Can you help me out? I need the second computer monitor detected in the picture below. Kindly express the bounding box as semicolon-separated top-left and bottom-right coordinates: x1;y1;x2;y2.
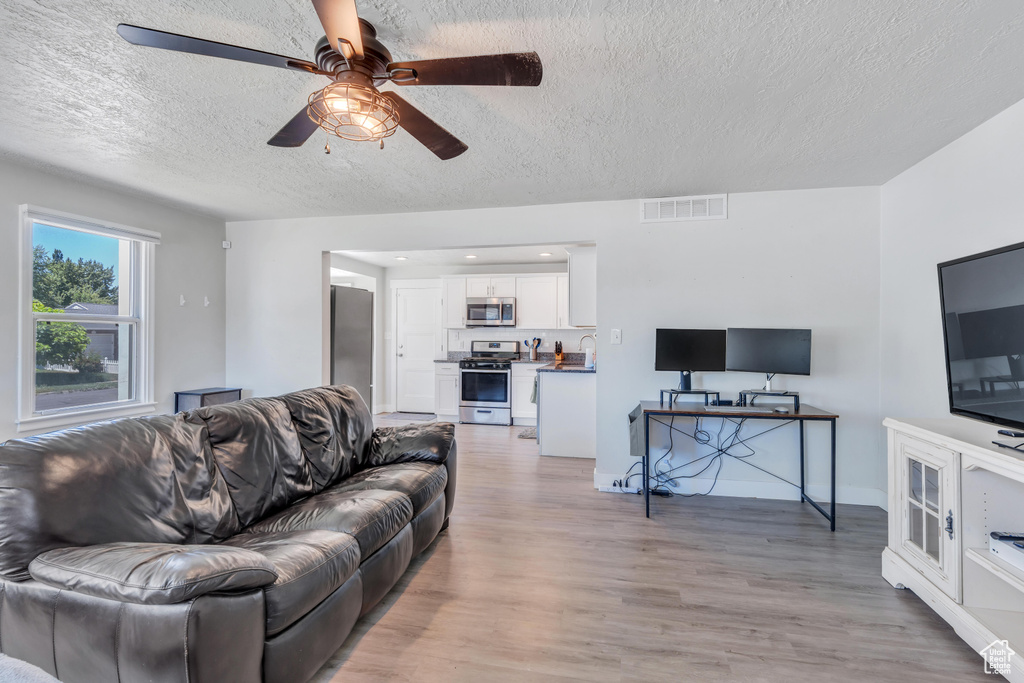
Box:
726;328;812;377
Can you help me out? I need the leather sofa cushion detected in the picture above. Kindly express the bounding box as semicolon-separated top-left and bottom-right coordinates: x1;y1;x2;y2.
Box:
245;489;413;558
279;386;375;487
0;414;239;582
188;398;313;528
221;530;360;636
367;422;455;468
328;463;447;515
28;542;277;605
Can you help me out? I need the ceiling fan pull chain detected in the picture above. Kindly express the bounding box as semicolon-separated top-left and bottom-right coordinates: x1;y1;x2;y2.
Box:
324;134;331;155
380;138;385;150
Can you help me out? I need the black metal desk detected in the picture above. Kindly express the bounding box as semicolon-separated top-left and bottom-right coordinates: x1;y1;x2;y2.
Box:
637;401;839;530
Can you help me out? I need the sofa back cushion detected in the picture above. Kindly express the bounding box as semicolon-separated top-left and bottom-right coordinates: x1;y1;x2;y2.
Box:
187;397;313;528
279;385;374;487
0;414;239;582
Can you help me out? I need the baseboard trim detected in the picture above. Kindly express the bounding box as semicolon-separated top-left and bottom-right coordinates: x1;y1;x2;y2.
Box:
593;470;886;508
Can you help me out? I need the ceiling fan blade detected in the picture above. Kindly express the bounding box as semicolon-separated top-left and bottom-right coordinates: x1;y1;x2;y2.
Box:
386;52;542;87
381;93;468;160
267;106;321;147
311;0;364;59
116;24;322;74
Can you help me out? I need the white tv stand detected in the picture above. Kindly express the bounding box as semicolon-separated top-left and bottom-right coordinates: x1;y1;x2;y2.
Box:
883;417;1024;681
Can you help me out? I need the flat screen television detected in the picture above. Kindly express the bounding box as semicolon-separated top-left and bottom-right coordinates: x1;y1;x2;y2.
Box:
726;328;812;388
938;241;1024;430
655;329;727;390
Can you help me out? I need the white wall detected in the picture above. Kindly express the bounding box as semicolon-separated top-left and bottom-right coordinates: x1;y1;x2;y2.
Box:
0;159;227;442
880;97;1024;422
227;186;884;505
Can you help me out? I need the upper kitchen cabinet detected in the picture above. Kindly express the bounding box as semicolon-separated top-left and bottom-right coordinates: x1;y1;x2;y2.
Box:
466;276;515;298
556;275;570;329
567;246;597;328
515;276;558;329
443;277;467;328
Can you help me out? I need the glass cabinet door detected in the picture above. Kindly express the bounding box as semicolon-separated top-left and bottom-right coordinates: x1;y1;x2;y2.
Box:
906;458;942;563
893;432;960;602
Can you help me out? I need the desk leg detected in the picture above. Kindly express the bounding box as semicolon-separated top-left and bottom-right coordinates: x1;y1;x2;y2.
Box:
644;413;650;518
799;420;805;503
830;418;837;532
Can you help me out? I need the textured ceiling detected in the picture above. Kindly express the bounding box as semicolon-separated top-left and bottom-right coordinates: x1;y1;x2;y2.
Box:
2;1;1024;221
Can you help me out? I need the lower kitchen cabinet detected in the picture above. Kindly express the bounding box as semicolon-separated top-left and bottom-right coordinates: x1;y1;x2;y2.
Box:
435;363;459;418
511;363;541;425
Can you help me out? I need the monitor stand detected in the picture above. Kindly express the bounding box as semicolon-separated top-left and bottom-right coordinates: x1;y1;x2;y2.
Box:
679;371;692;391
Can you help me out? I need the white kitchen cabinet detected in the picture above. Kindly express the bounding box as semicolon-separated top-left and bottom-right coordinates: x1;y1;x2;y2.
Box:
465;277;491;298
511;363;540;425
566;246;596;328
515;276;558;329
434;363;459;418
465;276;515;298
556;275;570;329
491;276;516;297
443;277;466;328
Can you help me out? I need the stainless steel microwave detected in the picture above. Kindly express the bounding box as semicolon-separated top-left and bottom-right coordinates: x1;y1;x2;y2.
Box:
466;297;516;327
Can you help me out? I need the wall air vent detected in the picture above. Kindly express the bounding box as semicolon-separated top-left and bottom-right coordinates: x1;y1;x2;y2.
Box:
640;194;728;223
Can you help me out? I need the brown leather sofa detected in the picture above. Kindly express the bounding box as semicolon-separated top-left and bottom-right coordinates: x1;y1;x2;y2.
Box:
0;385;456;683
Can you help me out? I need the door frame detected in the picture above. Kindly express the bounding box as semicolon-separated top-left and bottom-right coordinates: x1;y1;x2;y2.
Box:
389;279;444;413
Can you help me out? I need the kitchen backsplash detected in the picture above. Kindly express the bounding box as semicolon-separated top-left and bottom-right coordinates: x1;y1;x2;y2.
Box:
447;327;598;355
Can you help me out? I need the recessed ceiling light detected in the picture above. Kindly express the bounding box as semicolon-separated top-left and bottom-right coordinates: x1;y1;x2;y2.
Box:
538;252;553;257
395;256;408;261
465;254;477;259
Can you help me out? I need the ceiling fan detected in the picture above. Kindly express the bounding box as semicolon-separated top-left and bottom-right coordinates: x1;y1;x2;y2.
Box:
116;0;543;160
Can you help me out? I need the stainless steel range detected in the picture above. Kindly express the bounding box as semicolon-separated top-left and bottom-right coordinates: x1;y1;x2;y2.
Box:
459;341;519;425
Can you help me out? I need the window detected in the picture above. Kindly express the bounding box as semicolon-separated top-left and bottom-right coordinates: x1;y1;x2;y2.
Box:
18;205;159;430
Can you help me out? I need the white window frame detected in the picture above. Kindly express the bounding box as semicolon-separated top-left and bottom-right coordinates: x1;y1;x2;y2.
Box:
17;205;160;432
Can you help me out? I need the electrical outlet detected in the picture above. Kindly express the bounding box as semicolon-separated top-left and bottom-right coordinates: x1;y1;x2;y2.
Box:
610;329;622;345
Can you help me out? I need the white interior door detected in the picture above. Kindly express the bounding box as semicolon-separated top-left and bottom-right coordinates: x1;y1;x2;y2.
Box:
396;288;441;413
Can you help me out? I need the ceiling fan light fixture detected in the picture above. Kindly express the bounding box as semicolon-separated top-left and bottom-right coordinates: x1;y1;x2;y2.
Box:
307;82;399;142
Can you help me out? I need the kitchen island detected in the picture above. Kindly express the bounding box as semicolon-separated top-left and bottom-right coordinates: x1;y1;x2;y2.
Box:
537;362;597;458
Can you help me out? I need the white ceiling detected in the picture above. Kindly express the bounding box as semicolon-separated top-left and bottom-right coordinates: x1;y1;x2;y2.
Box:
3;1;1024;221
335;243;571;268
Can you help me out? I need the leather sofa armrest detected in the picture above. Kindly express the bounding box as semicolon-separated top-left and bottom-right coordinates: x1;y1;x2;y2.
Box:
367;422;456;468
28;542;277;605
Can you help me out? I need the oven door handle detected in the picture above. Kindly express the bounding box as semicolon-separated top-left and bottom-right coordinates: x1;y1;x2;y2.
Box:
460;368;511;374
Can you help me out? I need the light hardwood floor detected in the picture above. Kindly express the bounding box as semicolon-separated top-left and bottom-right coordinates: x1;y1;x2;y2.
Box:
311;419;989;682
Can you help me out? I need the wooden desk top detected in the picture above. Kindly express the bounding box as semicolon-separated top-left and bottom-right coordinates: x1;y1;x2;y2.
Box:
638;400;838;419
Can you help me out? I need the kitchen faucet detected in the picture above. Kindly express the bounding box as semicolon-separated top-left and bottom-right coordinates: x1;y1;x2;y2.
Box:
578;334;596;351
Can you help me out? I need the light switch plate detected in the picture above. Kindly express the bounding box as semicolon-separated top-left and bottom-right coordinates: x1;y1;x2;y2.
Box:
611;329;622;344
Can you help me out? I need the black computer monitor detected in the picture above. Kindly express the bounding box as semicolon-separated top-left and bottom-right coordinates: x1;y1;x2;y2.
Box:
726;328;811;389
655;329;727;390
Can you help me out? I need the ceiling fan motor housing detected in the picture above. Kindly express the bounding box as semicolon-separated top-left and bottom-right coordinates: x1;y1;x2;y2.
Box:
315;19;393;86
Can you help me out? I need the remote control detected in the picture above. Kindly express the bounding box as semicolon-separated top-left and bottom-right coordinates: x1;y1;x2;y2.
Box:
998;429;1024;438
991;532;1024;541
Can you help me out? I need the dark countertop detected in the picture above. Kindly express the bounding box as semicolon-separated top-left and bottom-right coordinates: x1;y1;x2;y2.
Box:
537;363;596;374
436;352;589;364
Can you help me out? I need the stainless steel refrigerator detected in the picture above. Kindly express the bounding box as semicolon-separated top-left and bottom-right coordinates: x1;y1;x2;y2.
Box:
331;286;373;409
